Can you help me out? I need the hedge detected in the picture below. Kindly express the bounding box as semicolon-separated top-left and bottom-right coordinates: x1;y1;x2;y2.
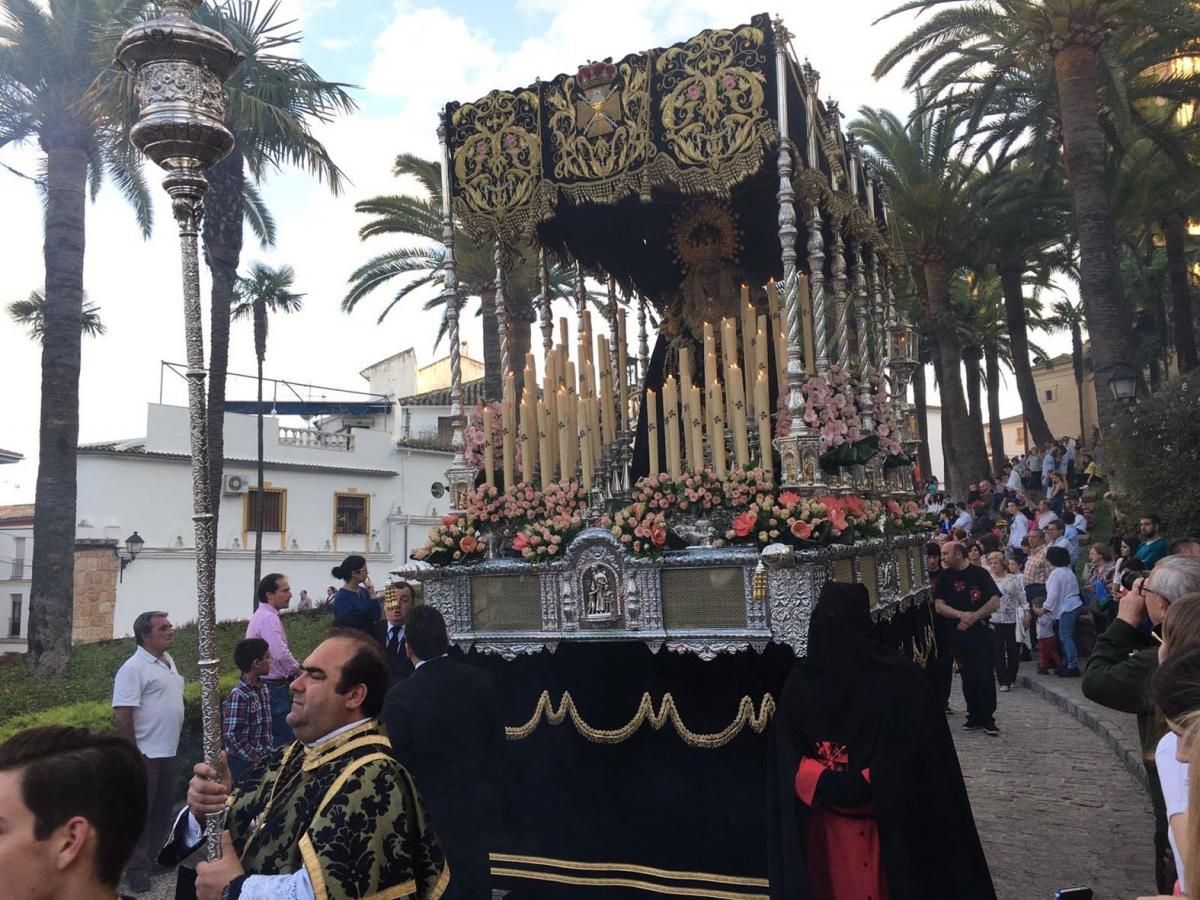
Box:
1106;372;1200;540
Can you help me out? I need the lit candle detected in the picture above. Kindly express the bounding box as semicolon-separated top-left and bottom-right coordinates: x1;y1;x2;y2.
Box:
597;334;612;446
728;364;749;468
690;383;704;470
580;398;594;490
566;360;578;476
721;318;738;429
519;385;535;484
799;273;816;375
678;345;695;468
767;277;786;387
557;386;570;483
664;375;682;479
482;405;495;486
710;380;727;476
646;388;659;478
538;399;552;490
755;370;773;476
741;300;757;420
502;373;516;489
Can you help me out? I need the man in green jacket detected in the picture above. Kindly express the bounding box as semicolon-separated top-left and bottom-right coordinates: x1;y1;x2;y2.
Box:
1082;554;1200;894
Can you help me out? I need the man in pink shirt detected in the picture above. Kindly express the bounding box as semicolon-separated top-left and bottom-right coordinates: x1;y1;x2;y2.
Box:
246;573;302;746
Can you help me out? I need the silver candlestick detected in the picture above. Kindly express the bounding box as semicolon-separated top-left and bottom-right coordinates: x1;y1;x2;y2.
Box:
116;0;241;862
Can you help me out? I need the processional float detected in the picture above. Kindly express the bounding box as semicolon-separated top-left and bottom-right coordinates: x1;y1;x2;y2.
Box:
398;14;939;896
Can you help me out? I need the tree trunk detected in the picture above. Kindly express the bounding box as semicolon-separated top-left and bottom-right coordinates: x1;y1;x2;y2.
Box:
203;150;245;537
1072;327;1086;446
1164;215;1198;374
253;305;266;609
28;140;88;674
912;361;934;485
999;265;1054;448
962;346;990;477
1151;277;1170;382
1053;42;1136;436
479;287;501;401
985;344;1006;475
924;256;986;497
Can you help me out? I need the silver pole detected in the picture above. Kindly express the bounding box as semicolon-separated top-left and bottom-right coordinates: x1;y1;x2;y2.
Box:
827;99;850;370
439;119;475;510
802;62;829;375
116;0;241;861
774;20;824;491
495;240;511;385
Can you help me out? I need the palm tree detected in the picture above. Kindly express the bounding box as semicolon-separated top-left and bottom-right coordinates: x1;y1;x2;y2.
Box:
1043;299;1089;446
873;0;1200;435
183;0;354;532
346;153;581;400
232;262;303;601
851;102;989;496
2;0;153;675
969;159;1073;448
8;289;105;341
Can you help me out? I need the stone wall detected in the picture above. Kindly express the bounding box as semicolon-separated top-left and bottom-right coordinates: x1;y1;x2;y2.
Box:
73;541;118;644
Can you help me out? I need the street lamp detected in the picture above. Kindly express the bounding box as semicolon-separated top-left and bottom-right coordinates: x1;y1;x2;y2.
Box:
119;531;144;581
1108;363;1139;403
116;0;241;861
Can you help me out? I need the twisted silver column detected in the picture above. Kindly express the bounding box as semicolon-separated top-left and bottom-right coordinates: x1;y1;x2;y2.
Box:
495;240;510;384
637;295;649;381
538;247;553;356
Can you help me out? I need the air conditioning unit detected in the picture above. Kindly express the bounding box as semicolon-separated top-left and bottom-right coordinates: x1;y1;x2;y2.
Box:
223;474;249;495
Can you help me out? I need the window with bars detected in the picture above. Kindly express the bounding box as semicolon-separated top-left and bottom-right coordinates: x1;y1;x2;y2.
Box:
335;494;369;535
9;595;21;638
12;537;25;579
244;488;286;533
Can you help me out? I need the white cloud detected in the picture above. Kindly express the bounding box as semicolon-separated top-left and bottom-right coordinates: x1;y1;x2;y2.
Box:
320;36;354;51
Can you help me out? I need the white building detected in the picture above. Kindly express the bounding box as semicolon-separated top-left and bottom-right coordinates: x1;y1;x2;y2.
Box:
70;348;484;641
0;504;33;654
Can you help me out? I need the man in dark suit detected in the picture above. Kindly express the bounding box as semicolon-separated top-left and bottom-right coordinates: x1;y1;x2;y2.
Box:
374;581;415;684
380;606;505;899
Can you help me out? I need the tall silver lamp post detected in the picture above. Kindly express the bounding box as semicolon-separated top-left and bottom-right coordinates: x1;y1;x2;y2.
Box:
116;0;242;860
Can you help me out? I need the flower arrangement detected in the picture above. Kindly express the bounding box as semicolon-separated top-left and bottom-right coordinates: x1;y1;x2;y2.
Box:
411;514;485;565
722;492;885;547
886;499;934;535
797;364;863;450
513;508;585;561
606;501;670;557
463;403;521;477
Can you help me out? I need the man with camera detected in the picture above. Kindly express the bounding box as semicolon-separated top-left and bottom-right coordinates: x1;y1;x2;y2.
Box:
1083;554;1200;894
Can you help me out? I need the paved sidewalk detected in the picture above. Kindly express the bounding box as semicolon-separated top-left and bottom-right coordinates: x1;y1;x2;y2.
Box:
953;675;1156;900
1017;664;1148;788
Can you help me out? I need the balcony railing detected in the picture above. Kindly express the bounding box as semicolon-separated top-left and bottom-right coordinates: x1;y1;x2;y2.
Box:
278;427;354;451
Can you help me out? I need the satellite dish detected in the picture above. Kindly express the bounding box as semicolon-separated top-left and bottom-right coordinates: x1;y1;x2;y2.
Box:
431;482;445;499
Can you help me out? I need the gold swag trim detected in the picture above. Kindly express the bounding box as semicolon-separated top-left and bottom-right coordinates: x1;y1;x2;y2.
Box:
505;690;775;749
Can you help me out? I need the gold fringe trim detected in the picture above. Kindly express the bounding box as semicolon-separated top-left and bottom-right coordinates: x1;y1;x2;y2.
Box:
505;690;775;749
490;867;768;899
490;853;770;887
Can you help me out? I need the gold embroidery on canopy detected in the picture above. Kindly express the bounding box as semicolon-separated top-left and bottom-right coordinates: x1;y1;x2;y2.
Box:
653;22;777;194
450;88;551;242
505;690;775;748
545;57;655;204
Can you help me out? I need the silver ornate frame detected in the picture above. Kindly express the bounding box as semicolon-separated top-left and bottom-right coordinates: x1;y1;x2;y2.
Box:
397;532;931;661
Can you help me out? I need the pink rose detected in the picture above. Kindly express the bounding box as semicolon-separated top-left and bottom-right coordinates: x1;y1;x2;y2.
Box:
460;534;478;554
828;507;848;533
651;524;667;546
790;520;813;540
732;510;758;537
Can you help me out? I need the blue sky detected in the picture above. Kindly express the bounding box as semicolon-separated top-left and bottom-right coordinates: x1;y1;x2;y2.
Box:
0;0;1070;502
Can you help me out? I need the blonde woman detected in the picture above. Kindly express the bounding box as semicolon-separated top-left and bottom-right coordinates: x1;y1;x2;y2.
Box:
986;551;1026;692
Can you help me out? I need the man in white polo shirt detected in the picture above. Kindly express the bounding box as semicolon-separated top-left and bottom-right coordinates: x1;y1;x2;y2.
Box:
112;611;184;893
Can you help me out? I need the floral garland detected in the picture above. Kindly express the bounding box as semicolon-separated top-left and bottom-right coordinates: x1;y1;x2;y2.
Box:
868;371;903;457
411;515;484;565
723;492;884;547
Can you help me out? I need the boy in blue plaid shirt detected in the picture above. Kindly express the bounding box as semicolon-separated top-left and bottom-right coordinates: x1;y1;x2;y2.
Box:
222;638;274;781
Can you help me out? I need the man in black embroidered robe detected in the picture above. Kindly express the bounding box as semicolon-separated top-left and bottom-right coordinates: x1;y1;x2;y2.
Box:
161;628;449;900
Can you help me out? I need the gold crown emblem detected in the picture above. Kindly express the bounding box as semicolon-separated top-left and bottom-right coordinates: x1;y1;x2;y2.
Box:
577;60;617;92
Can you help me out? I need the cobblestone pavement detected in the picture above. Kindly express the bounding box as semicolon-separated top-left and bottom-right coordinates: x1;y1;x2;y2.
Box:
952;676;1156;900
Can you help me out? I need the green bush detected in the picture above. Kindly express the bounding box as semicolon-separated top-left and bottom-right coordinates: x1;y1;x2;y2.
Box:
0;609;334;727
1106;372;1200;539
